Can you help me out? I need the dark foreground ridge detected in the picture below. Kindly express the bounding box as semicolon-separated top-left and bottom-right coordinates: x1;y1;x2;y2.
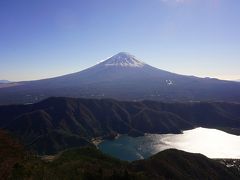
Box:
1;130;239;180
1;97;240;154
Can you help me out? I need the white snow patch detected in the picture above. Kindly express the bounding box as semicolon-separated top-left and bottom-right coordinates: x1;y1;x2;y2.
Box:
166;80;174;85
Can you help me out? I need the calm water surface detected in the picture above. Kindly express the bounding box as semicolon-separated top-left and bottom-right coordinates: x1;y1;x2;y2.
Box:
98;128;240;161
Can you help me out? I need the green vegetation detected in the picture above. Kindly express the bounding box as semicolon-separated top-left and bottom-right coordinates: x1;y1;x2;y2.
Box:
1;97;240;154
1;130;240;180
9;147;240;180
10;147;128;180
1;97;240;179
0;130;25;179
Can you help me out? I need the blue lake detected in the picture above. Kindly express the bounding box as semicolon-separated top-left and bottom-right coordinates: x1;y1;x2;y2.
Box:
98;128;240;161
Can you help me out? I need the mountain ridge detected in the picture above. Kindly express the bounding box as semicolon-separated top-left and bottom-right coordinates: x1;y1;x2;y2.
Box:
1;97;240;154
0;129;237;180
1;129;239;179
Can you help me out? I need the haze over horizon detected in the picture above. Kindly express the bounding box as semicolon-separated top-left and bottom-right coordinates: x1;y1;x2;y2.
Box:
1;0;240;81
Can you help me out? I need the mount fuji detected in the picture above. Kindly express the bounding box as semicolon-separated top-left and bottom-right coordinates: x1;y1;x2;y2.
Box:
0;52;240;105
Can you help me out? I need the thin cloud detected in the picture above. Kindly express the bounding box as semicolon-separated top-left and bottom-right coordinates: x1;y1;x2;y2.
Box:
161;0;191;3
160;0;220;9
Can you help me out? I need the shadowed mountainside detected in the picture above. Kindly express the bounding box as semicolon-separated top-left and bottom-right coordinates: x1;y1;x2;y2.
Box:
8;145;240;180
0;130;25;179
129;149;240;180
1;130;238;180
1;97;240;154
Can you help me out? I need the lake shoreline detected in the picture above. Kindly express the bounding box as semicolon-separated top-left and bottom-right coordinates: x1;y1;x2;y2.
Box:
98;128;240;161
92;126;240;150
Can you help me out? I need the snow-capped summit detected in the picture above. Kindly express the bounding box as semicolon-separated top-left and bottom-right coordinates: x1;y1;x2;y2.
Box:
101;52;145;68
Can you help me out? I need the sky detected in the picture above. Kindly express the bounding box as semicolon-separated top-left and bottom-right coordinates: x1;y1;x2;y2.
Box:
0;0;240;81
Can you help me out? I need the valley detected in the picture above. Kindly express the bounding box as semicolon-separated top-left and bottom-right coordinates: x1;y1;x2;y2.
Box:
1;129;240;180
1;97;240;155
